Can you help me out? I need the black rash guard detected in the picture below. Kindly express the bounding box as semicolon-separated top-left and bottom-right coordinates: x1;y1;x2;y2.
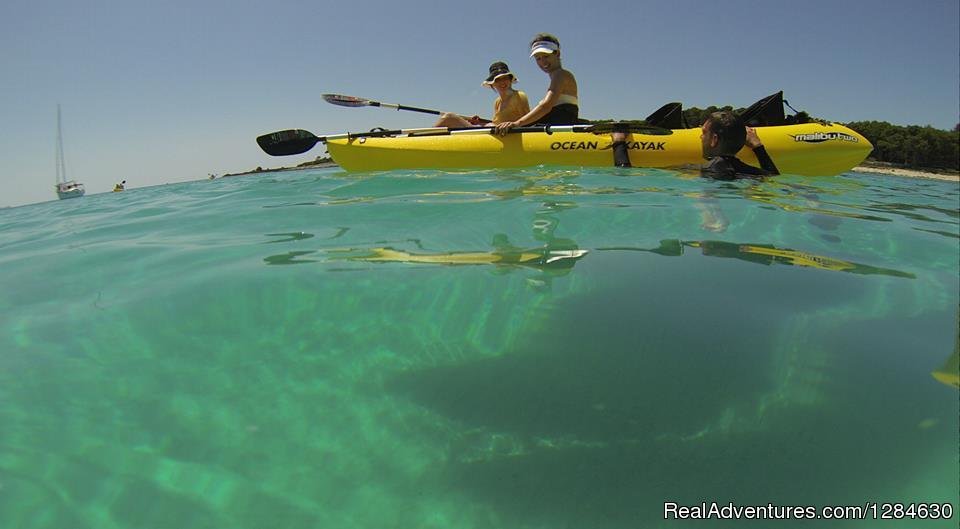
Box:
536;104;579;125
701;146;780;180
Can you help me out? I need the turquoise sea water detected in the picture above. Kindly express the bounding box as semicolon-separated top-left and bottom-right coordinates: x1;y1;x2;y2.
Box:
1;166;958;528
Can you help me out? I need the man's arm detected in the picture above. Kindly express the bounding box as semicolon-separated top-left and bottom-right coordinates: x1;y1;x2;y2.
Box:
751;145;779;175
742;127;779;176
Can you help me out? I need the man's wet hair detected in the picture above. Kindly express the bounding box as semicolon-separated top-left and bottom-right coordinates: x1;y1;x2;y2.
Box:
530;33;560;48
706;111;747;155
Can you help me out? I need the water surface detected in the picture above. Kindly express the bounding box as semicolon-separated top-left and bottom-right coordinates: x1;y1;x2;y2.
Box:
1;167;957;528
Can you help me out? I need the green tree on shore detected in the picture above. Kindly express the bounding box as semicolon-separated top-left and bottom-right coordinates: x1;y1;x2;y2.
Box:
846;121;959;170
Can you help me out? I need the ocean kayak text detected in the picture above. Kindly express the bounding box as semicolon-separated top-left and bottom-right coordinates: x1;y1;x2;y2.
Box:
550;141;666;151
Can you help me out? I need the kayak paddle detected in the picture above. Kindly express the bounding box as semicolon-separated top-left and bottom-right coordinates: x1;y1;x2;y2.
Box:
323;93;489;123
257;127;449;156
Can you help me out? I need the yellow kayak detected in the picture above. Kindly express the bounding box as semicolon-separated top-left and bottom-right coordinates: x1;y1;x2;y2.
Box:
325;122;872;176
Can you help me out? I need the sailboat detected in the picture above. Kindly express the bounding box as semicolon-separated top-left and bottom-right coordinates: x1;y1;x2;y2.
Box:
54;104;84;200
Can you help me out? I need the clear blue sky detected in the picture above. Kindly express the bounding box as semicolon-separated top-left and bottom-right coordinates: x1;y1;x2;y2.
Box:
2;0;957;207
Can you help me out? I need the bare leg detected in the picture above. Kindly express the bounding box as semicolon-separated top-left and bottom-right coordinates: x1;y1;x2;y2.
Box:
434;113;474;128
611;131;631;167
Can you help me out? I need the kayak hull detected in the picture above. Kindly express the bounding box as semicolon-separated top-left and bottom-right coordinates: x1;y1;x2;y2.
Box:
326;123;872;176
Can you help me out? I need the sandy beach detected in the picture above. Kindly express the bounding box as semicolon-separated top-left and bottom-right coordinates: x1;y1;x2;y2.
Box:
852;164;960;183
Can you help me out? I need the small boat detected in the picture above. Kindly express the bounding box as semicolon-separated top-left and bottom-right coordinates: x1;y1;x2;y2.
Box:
56;181;85;199
324;122;872;176
54;105;85;200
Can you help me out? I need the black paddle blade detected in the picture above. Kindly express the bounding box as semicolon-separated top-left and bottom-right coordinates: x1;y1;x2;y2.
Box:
256;129;320;156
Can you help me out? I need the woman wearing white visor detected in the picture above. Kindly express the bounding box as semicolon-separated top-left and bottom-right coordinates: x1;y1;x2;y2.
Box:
494;33;579;135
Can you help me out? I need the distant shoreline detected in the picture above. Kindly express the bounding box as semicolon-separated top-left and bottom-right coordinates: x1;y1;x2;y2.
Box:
852;161;959;182
221;161;337;178
223;160;959;183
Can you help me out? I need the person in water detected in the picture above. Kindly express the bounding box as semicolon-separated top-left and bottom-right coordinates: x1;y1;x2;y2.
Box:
435;62;530;128
700;111;779;179
494;33;579;135
609;111;780;178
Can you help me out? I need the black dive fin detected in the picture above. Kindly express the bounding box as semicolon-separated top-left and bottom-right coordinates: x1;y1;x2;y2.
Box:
740;91;786;126
645;102;685;129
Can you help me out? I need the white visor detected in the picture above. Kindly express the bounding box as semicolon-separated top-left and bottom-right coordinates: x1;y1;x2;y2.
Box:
529;40;560;57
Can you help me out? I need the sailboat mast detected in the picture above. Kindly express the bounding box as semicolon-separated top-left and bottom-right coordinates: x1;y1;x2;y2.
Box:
56;104;67;184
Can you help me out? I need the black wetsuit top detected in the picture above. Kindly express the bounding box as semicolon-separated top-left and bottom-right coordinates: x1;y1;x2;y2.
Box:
536;104;579;125
611;141;779;177
701;146;779;180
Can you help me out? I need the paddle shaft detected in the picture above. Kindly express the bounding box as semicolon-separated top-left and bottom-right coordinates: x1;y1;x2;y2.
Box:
367;102;489;123
366;101;443;116
323;93;490;122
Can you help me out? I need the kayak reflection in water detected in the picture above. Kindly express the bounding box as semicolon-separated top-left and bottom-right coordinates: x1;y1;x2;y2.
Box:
932;316;959;390
599;239;914;278
328;210;585;271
